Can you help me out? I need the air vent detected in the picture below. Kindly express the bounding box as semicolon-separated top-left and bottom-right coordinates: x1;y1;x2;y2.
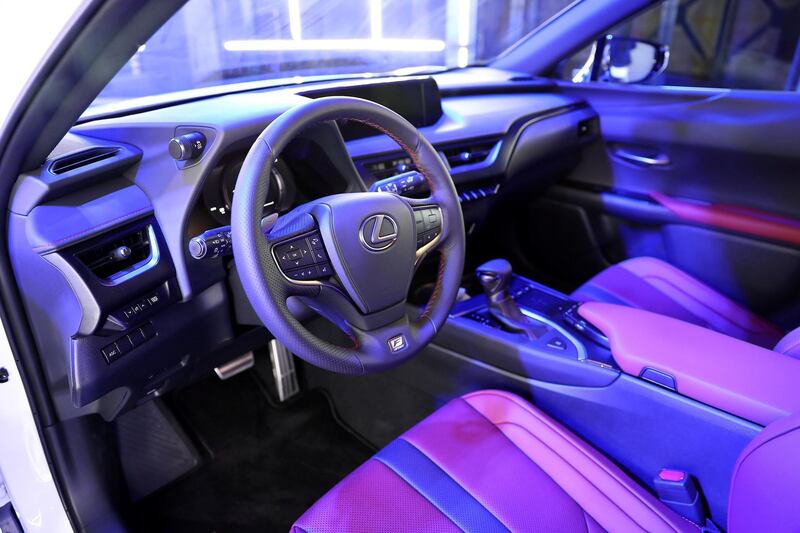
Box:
442;139;500;169
458;184;500;204
76;226;154;282
50;147;121;175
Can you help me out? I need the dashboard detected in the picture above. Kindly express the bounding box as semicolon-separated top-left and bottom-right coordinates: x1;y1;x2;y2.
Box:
7;68;599;421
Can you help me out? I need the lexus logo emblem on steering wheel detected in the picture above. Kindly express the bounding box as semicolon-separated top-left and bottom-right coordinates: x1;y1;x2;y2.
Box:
359;214;398;251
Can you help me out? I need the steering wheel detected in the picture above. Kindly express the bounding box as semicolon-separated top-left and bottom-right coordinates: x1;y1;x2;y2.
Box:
231;97;465;374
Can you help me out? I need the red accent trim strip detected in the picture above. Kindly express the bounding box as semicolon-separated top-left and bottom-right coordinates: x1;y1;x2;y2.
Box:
651;192;800;246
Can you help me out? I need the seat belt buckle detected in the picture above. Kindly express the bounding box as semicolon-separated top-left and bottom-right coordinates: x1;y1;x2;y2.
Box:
653;469;705;525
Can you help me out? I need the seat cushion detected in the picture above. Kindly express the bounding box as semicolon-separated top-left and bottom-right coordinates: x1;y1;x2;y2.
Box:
571;257;783;349
292;390;696;532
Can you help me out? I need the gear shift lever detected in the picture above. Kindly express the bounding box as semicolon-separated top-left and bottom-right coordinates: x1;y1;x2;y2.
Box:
476;259;548;340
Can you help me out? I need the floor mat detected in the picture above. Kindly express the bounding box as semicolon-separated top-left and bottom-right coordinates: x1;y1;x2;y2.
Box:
134;372;374;533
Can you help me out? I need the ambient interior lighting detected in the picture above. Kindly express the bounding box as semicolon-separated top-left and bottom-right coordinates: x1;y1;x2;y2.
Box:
224;39;446;52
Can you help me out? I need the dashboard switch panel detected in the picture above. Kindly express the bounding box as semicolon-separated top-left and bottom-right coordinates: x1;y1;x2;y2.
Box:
101;322;157;364
118;286;168;322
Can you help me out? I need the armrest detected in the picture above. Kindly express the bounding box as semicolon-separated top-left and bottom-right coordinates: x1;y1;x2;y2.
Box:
579;302;800;426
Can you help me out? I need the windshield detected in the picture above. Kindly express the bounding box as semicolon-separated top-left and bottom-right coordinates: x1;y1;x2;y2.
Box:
90;0;576;111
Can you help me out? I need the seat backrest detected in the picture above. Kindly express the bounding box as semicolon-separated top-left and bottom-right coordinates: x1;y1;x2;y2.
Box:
774;326;800;358
727;412;800;532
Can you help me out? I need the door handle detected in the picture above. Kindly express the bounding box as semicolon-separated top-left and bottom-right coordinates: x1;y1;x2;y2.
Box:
610;145;670;167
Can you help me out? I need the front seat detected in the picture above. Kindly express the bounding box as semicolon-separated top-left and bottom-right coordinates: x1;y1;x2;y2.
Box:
292;390;800;532
571;257;790;352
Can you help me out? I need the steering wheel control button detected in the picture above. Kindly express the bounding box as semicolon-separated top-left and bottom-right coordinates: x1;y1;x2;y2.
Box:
388;334;407;353
287;266;316;280
311;248;327;263
425;210;440;230
308;234;324;249
276;240;314;269
413;206;442;249
359;214;399;252
275;232;335;281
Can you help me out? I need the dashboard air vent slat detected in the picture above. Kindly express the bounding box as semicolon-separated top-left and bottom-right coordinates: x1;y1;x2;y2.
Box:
75;226;152;281
50;147;121;175
442;139;499;168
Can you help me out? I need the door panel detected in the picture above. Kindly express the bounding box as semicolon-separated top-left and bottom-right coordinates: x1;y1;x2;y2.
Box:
527;83;800;317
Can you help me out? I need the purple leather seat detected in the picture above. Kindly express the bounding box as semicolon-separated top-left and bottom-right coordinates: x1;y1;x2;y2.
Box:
293;390;800;532
293;390;694;532
572;257;788;352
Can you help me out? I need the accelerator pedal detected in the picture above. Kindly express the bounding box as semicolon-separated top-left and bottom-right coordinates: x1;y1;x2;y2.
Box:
269;339;299;402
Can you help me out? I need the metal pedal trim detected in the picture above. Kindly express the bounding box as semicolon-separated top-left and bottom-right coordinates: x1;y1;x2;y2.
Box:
269;339;299;402
214;351;254;380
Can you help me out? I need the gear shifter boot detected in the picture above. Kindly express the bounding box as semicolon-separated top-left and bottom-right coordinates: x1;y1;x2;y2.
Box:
476;259;548;340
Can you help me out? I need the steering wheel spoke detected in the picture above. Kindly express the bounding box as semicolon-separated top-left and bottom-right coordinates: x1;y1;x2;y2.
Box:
403;197;445;265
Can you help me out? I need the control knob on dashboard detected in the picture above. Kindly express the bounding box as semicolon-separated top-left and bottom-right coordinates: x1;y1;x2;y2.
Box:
169;131;207;161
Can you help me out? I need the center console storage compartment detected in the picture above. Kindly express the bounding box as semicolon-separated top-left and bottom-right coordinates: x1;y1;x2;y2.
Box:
579;302;800;426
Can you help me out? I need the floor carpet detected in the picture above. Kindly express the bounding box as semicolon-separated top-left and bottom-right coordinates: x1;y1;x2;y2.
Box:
134;371;374;533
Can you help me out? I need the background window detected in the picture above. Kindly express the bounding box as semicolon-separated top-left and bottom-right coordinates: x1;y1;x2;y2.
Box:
560;0;800;91
94;0;576;108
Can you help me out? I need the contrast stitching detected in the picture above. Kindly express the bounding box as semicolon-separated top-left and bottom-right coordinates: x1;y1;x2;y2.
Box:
31;206;152;252
463;392;689;532
421;250;447;320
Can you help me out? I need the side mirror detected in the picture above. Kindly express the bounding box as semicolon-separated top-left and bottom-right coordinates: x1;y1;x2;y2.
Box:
587;35;669;84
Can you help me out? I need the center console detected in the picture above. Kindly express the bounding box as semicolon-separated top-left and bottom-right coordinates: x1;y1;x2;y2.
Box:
438;261;619;388
423;259;772;524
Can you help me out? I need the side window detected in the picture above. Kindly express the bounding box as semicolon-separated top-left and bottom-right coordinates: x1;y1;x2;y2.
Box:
559;0;800;90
